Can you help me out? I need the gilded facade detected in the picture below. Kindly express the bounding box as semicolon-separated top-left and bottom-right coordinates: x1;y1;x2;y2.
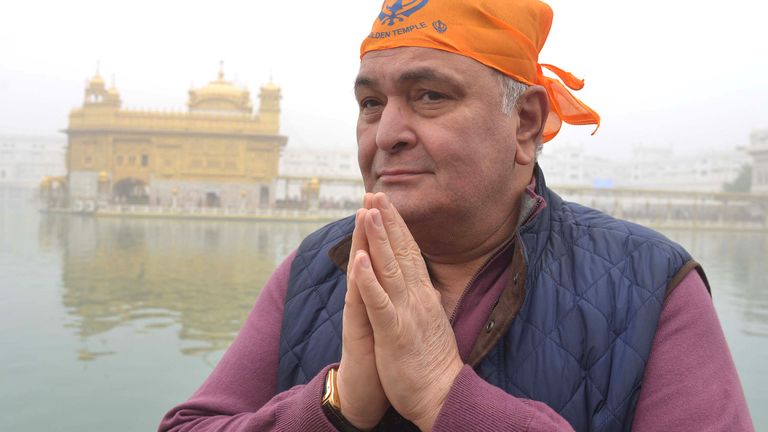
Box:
64;66;287;209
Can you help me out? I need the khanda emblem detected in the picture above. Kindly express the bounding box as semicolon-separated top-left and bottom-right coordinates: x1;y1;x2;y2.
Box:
378;0;430;26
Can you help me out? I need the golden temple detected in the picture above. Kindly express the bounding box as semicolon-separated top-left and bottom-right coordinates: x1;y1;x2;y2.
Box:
62;64;286;209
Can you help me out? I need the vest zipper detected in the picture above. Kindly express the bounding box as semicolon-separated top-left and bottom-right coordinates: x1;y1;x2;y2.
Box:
448;264;483;325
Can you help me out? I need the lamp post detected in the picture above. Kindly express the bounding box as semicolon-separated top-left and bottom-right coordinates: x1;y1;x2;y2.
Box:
97;171;110;206
302;177;321;211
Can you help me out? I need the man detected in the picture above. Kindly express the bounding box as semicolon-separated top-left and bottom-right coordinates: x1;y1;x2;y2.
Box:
159;0;753;430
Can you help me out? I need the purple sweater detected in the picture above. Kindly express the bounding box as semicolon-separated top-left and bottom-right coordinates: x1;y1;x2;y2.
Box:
159;250;753;431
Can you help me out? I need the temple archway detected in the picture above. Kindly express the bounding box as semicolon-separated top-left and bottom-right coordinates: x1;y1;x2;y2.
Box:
113;178;149;204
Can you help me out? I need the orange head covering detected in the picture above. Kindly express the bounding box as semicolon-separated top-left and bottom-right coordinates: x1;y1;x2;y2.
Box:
360;0;600;142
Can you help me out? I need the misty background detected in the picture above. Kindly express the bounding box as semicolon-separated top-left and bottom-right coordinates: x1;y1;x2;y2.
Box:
2;0;767;159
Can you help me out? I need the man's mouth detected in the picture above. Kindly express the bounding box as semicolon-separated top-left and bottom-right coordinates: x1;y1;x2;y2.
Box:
377;169;429;181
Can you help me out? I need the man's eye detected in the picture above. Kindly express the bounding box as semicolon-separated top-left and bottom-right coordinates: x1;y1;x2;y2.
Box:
360;98;382;110
419;91;446;102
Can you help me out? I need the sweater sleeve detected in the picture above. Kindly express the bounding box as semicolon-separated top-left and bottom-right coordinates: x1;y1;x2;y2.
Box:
631;271;754;431
433;271;753;432
157;251;339;432
433;366;575;431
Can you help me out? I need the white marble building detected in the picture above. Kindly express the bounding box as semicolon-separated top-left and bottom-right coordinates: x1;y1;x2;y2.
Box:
0;135;66;188
537;142;620;188
276;142;752;200
538;142;751;192
277;147;364;205
749;129;768;193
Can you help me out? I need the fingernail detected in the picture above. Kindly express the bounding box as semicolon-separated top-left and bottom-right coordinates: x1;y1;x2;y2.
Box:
359;253;371;268
371;209;382;227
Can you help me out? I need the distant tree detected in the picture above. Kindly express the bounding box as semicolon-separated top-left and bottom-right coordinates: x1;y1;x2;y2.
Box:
723;164;752;193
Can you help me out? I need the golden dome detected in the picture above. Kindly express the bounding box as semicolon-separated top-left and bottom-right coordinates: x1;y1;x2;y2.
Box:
194;79;247;98
188;64;252;113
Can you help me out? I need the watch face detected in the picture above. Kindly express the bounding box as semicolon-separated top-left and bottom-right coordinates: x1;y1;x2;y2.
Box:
323;375;332;401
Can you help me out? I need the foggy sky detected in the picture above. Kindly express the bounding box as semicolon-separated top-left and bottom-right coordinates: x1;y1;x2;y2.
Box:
1;0;767;160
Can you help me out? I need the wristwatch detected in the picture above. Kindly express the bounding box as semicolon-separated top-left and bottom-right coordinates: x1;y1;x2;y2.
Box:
322;367;363;432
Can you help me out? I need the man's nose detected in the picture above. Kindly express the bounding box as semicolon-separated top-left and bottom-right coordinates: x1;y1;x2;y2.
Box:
375;100;417;153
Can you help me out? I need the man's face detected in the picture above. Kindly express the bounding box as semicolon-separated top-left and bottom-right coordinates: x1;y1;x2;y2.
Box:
355;47;523;225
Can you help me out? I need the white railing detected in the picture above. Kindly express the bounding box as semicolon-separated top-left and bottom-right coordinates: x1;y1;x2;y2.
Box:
95;205;354;221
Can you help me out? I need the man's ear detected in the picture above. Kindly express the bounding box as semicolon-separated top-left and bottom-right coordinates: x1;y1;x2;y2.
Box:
515;86;548;166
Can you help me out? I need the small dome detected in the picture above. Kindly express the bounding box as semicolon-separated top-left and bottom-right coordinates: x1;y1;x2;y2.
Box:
87;70;106;92
83;67;116;106
261;81;280;92
90;73;105;85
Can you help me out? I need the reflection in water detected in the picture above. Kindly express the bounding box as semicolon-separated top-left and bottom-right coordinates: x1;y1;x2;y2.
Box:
77;347;115;361
665;230;768;337
39;211;767;364
39;214;326;358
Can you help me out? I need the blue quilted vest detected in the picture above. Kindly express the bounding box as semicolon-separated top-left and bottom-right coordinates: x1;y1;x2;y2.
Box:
277;167;700;431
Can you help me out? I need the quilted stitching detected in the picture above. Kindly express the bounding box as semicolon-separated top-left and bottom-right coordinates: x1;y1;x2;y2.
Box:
277;217;353;391
282;278;344;377
479;187;690;431
508;233;661;376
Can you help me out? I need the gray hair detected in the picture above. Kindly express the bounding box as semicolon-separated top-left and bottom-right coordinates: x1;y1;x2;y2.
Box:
495;70;544;158
497;71;528;116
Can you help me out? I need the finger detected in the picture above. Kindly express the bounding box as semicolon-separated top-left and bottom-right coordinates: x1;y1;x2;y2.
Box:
374;193;422;262
343;265;374;344
347;208;369;278
352;250;398;335
363;208;409;304
373;193;430;288
363;193;374;210
345;214;374;344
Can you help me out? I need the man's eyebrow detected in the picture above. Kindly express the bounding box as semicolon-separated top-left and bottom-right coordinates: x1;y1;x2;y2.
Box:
354;76;376;92
397;67;460;87
354;68;463;92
